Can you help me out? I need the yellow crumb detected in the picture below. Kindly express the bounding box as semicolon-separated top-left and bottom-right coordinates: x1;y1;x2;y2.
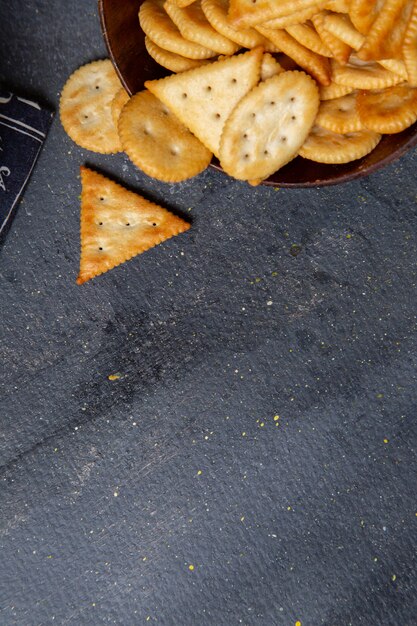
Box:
108;373;121;381
383;438;389;443
260;422;265;428
242;432;246;437
188;564;194;571
197;470;202;476
274;415;280;421
391;574;396;581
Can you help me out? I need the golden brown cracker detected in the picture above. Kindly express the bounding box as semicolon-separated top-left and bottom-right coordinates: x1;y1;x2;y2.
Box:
299;125;381;162
201;0;268;49
118;90;212;182
357;84;417;132
285;22;333;56
315;92;363;132
357;0;414;61
256;26;332;85
164;0;239;55
77;167;190;284
331;56;403;88
219;71;320;180
402;2;417;85
145;35;211;71
228;0;328;27
312;12;352;64
60;59;122;153
139;0;217;59
111;88;130;129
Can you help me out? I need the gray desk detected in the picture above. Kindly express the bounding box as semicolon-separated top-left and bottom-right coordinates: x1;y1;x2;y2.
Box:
1;2;416;624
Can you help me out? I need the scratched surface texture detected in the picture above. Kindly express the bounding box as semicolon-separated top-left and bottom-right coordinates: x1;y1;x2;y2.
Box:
0;1;417;625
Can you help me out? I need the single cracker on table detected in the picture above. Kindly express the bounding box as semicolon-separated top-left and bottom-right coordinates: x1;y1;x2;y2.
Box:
118;90;212;182
111;88;130;129
145;35;211;72
201;0;269;49
299;125;381;162
315;92;363;133
145;47;263;157
77;167;190;285
60;59;122;153
139;0;217;59
256;26;332;85
164;0;240;55
357;84;417;133
219;71;320;182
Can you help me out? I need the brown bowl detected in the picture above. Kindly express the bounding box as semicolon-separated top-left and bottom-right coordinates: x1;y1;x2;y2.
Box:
99;0;417;187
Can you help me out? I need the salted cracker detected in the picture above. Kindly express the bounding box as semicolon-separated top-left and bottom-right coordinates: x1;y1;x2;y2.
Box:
299;125;381;162
76;167;191;284
219;71;320;181
60;59;122;153
118;90;212;182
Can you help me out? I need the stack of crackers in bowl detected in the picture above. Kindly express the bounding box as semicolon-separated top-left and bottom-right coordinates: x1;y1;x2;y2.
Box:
59;0;417;281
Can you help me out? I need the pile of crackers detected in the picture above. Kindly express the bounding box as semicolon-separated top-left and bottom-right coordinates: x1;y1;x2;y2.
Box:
59;0;417;282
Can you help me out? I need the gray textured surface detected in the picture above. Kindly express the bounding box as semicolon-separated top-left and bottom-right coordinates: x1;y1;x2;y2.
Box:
1;1;417;625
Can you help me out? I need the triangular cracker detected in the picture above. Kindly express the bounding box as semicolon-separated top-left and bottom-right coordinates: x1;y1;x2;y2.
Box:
76;167;190;284
145;47;263;157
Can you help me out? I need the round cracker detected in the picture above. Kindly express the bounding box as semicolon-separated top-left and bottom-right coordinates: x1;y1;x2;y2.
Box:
118;90;212;182
219;71;319;181
357;85;417;133
201;0;267;49
331;57;403;89
60;59;122;153
139;0;217;60
299;125;381;163
319;81;354;100
145;36;211;72
163;0;239;55
111;88;130;129
315;92;363;133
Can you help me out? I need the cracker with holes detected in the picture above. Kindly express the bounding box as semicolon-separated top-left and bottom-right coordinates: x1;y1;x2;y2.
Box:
77;167;190;284
145;47;263;157
299;125;381;162
164;0;240;55
139;0;217;59
118;90;212;182
60;59;122;153
357;85;417;133
316;92;363;133
219;71;319;182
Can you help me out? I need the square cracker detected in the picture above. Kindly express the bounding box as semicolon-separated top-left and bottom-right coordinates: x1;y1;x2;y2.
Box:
77;167;190;284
